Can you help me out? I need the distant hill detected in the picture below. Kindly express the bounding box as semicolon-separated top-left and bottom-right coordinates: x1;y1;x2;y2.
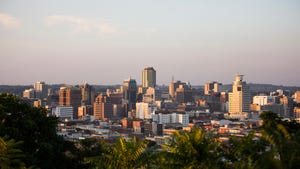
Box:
1;83;299;97
218;83;300;96
0;85;32;97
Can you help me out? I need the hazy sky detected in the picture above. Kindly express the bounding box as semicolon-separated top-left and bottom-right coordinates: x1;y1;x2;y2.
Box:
0;0;299;86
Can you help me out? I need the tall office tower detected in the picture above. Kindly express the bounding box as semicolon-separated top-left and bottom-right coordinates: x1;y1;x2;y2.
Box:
121;77;138;109
228;75;251;114
295;91;300;103
142;67;156;88
204;81;220;95
93;94;113;120
169;80;186;98
143;87;161;103
280;96;294;118
34;81;48;98
175;85;193;103
59;86;82;119
79;83;95;105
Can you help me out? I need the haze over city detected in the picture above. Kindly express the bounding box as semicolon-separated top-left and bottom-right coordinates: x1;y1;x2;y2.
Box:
0;0;299;86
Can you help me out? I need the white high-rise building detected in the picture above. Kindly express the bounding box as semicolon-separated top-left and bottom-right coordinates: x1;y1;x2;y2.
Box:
136;102;157;119
142;67;156;88
228;75;251;114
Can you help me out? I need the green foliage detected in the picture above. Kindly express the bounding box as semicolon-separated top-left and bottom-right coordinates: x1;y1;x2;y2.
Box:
259;111;300;169
1;94;300;169
0;94;80;169
227;132;267;169
84;113;300;169
0;136;26;169
85;137;153;169
161;128;224;169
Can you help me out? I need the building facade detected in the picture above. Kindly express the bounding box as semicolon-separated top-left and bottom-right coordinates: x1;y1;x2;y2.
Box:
142;67;156;88
54;106;73;120
228;75;251;114
152;113;189;127
59;86;82;119
79;83;95;105
204;81;220;95
175;84;193;103
253;95;275;106
93;94;113;120
34;81;48;99
295;91;300;103
121;78;138;109
23;88;37;99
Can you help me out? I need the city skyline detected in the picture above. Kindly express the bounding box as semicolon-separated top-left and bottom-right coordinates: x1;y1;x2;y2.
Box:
1;0;299;86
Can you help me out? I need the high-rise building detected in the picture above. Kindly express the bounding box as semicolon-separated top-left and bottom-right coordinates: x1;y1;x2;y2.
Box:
121;77;138;109
169;80;186;98
175;85;193;103
59;86;82;119
204;81;220;95
23;88;37;99
294;107;300;122
78;105;93;118
142;67;156;88
93;94;113;120
280;96;294;118
79;83;95;105
34;81;48;99
143;87;161;103
228;75;251;114
136;102;157;119
295;91;300;103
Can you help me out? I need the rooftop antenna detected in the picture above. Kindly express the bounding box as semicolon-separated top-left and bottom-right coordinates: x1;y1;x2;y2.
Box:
172;75;174;82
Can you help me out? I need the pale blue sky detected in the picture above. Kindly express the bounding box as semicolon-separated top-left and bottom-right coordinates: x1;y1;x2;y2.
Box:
0;0;299;86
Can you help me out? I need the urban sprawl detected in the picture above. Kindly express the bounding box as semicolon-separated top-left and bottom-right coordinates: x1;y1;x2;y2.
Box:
9;67;300;144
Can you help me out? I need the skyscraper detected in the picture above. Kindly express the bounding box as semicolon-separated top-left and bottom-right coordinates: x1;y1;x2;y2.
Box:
93;94;113;120
295;91;300;103
142;67;156;88
34;81;48;99
169;80;186;98
79;83;95;105
121;77;138;110
204;81;220;95
175;84;193;103
122;78;138;103
228;75;251;114
59;86;82;119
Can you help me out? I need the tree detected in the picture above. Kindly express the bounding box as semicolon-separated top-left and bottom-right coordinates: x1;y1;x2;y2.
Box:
259;111;300;169
0;94;80;169
86;137;152;169
227;131;267;169
161;128;224;169
0;136;26;169
76;138;107;168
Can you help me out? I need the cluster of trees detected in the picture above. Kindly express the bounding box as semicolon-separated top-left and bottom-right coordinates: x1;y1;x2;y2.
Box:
0;93;299;169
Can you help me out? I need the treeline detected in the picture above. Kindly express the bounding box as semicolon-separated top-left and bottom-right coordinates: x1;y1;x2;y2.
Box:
0;94;299;169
